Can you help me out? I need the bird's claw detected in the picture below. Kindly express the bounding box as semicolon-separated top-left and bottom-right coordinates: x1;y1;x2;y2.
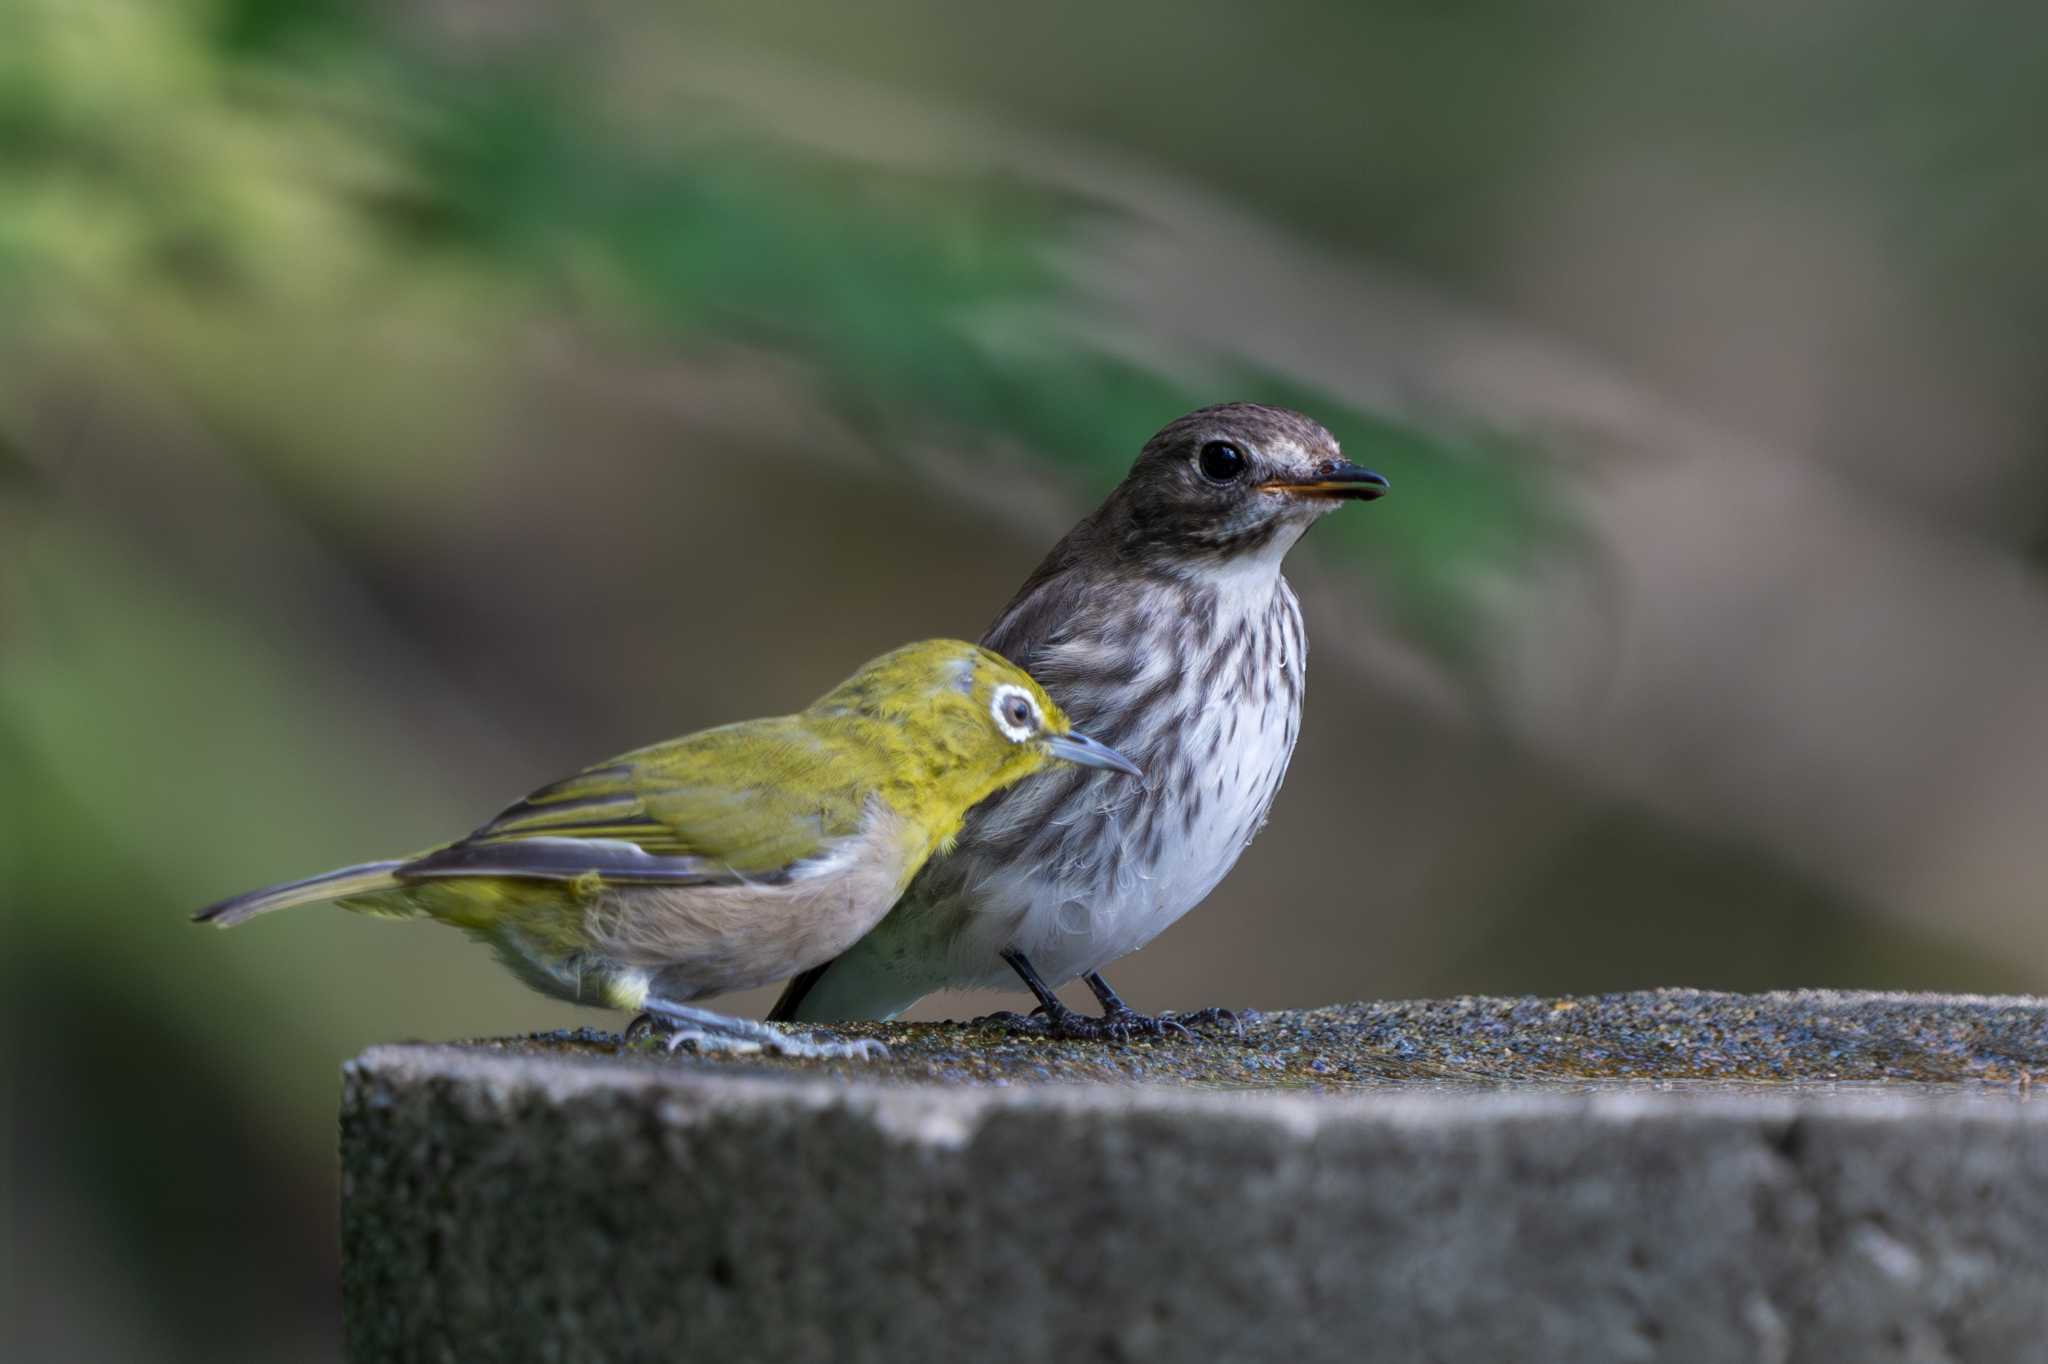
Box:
1101;1005;1192;1042
973;1008;1053;1034
616;1011;886;1061
770;1032;890;1062
618;1012;663;1049
1162;1005;1251;1037
663;1027;761;1056
974;1002;1200;1045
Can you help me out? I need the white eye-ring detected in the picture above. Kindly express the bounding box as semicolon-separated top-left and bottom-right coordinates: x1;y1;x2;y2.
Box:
990;684;1039;742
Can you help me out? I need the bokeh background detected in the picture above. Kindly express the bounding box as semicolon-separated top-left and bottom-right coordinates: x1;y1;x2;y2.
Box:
8;1;2048;1357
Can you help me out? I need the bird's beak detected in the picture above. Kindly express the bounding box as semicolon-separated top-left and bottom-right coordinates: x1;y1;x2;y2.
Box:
1258;460;1390;502
1044;730;1143;779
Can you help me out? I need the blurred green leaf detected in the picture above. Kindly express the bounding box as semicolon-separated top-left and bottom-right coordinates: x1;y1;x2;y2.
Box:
1;0;1577;680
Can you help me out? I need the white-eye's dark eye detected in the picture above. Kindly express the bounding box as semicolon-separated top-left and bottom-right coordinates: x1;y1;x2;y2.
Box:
1198;441;1247;483
1005;696;1033;730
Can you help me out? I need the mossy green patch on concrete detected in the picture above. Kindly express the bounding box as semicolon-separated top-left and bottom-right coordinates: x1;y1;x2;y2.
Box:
465;989;2047;1089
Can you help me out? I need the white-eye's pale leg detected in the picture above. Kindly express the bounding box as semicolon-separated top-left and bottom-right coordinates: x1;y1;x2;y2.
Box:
632;999;887;1061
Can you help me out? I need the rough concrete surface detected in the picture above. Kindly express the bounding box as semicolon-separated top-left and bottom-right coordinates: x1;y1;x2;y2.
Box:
342;991;2048;1363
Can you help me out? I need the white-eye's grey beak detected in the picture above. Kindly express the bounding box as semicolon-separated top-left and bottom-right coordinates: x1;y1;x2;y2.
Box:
1045;730;1143;779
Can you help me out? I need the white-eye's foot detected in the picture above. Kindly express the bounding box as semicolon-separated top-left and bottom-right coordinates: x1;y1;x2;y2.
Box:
661;1027;763;1057
622;1001;888;1061
767;1032;889;1062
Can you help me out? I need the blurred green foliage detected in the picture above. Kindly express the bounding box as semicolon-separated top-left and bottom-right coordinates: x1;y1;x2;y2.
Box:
1;0;1568;668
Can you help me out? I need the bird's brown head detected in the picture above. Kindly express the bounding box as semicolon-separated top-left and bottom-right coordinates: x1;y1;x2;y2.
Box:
1101;403;1387;569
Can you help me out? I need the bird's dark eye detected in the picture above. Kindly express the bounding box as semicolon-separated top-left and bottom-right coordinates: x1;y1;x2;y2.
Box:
1198;441;1247;483
1004;696;1034;729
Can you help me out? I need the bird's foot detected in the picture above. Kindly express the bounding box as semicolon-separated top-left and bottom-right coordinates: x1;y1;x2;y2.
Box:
618;1012;668;1048
764;1030;890;1062
975;1000;1189;1045
1161;1005;1252;1037
618;1005;887;1061
1099;1003;1193;1042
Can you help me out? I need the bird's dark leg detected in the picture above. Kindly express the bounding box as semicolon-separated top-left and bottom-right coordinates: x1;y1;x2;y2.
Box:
1078;971;1193;1040
976;952;1239;1043
1086;972;1249;1037
1085;974;1249;1038
974;949;1099;1036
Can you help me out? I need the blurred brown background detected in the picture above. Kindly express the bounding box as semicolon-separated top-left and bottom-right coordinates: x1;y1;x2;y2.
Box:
6;1;2048;1359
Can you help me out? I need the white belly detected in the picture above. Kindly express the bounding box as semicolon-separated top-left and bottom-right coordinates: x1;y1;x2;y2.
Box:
946;577;1304;987
975;681;1297;982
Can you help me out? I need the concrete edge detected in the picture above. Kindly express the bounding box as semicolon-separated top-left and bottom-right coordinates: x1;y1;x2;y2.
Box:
344;1043;2046;1151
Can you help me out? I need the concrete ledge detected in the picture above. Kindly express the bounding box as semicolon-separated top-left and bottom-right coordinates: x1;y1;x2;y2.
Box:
341;992;2048;1363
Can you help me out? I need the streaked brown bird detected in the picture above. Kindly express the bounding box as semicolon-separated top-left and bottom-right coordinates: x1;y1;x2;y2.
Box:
773;403;1387;1037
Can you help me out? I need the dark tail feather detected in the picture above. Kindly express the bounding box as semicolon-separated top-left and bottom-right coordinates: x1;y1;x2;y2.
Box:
193;860;406;927
768;961;834;1022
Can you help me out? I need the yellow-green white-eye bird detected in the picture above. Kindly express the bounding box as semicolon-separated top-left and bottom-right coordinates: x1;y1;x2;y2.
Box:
194;640;1141;1060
